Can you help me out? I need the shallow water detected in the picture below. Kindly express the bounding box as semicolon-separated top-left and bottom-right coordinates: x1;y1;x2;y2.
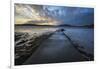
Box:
15;26;94;65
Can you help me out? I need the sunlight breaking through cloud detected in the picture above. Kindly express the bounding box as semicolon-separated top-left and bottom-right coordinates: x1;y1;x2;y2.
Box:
15;4;94;26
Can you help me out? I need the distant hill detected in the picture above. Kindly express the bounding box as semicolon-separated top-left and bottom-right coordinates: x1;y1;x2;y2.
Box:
83;24;94;28
15;23;94;28
15;24;59;27
58;24;94;28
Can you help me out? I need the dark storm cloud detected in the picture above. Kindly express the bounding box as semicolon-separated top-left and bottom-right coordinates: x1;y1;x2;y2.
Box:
42;5;94;26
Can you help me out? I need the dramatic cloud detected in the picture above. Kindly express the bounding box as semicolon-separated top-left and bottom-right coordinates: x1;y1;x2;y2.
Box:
15;4;94;26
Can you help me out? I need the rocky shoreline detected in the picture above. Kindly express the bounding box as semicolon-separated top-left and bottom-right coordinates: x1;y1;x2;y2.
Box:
15;31;54;65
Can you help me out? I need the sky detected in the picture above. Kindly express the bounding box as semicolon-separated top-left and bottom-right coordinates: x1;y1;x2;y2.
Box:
15;4;94;26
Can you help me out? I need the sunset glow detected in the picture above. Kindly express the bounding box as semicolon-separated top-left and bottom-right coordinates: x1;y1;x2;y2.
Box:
15;4;94;26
